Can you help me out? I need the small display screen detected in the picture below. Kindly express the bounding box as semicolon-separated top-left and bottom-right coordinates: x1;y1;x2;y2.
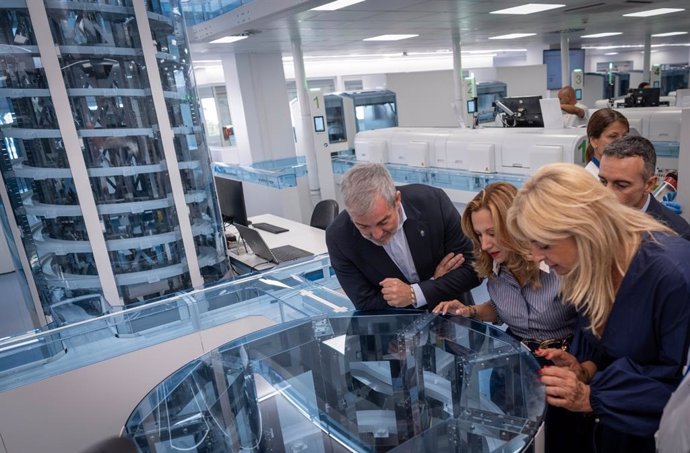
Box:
313;116;325;132
575;88;583;100
467;99;477;113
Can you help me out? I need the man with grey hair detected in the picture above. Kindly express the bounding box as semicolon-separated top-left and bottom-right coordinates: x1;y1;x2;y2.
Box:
326;163;480;311
599;134;690;239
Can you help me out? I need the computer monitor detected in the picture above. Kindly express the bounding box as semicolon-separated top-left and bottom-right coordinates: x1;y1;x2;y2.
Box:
467;98;477;114
625;87;660;107
495;96;544;127
313;115;325;132
214;176;249;226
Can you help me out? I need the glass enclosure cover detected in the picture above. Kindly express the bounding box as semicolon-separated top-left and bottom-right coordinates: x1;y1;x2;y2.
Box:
347;90;398;133
125;313;545;453
0;0;227;313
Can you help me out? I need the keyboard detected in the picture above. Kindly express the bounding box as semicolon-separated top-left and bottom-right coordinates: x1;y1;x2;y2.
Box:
270;245;312;263
252;222;289;234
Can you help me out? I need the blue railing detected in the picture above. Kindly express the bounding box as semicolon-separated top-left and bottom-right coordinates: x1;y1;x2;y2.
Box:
332;157;529;191
180;0;252;25
213;156;307;189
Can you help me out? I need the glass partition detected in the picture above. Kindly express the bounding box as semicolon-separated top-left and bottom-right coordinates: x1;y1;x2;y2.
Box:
332;158;529;192
124;313;545;452
325;95;346;144
0;1;229;315
346;90;398;132
0;255;350;393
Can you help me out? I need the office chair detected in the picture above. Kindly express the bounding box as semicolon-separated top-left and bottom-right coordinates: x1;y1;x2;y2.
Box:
310;199;339;230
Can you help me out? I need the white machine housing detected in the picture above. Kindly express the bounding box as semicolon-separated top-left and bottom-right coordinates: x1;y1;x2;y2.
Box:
355;127;587;176
587;107;682;143
588;106;682;175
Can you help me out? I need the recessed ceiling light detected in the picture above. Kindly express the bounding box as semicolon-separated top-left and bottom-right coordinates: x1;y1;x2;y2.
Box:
311;0;365;11
363;34;419;41
651;31;688;37
623;8;684;17
581;32;623;38
490;3;565;15
210;35;248;44
488;33;537;40
604;52;618;55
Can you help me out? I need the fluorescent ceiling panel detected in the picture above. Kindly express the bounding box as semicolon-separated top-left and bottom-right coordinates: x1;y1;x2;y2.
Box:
651;32;688;37
488;33;536;40
363;34;419;41
490;3;565;15
604;52;618;55
210;35;248;44
312;0;365;11
623;8;684;17
581;32;622;38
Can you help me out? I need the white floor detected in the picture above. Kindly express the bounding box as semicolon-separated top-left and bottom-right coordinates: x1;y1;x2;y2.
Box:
0;271;35;337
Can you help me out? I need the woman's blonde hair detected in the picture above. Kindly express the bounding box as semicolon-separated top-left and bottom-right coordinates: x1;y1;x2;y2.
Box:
506;163;673;338
461;182;541;288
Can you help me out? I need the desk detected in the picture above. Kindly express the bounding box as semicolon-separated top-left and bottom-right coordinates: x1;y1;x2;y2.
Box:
228;214;327;272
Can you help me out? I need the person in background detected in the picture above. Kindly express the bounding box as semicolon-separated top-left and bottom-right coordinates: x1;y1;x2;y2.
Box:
638;81;651;89
433;182;579;453
584;108;629;177
326;163;480;311
558;85;588;128
507;162;690;453
599;135;690;240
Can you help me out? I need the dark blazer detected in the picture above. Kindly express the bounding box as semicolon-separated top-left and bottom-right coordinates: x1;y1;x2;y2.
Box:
645;196;690;241
326;184;480;311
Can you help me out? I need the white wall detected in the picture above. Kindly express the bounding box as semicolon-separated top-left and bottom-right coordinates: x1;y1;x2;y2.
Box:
497;64;548;97
222;52;296;164
282;54;496;79
587;47;689;73
386;65;548;128
386;71;458;127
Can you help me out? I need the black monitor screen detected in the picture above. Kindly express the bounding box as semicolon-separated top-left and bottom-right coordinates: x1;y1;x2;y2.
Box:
626;87;660;107
497;96;544;127
214;176;249;226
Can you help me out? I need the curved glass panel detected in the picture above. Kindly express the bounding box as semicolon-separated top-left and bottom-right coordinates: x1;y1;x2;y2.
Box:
125;313;545;452
0;1;230;311
147;0;227;284
0;255;347;392
0;4;101;306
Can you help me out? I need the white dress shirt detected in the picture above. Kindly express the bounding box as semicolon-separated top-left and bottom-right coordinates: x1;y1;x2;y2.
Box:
382;206;428;308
